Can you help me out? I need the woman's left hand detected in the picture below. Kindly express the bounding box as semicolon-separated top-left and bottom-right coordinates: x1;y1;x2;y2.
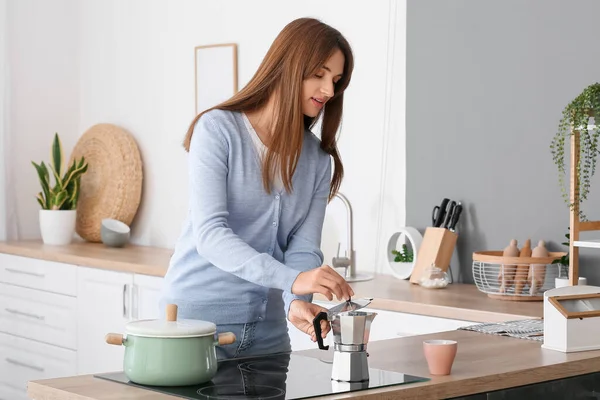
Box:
288;300;330;342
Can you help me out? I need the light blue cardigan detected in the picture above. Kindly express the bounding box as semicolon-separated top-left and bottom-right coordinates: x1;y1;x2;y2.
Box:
161;109;332;324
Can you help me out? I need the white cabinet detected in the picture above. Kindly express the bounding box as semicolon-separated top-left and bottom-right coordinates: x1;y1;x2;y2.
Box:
76;267;164;375
286;300;478;351
132;274;163;320
0;383;29;400
367;308;477;341
0;332;76;399
76;267;132;375
0;283;77;349
0;254;78;399
0;253;77;296
0;252;166;393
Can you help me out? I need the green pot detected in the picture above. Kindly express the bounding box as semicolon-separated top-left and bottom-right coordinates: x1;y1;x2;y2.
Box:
106;304;236;386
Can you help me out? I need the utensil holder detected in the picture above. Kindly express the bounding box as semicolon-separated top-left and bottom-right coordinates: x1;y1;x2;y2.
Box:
472;250;567;300
410;228;457;284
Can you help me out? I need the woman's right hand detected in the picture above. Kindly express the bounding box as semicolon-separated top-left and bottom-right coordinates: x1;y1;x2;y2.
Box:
291;265;355;301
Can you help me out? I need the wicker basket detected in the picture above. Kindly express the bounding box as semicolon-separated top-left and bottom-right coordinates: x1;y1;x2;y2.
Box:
472;250;567;301
69;124;143;242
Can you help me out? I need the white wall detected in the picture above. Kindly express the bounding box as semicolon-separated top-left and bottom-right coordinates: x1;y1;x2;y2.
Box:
0;0;7;240
9;0;406;276
8;0;80;239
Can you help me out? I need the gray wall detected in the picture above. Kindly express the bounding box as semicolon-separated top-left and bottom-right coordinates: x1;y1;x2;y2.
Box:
406;0;600;284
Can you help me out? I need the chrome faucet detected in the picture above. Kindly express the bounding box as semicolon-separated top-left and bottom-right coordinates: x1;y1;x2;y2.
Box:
331;192;373;282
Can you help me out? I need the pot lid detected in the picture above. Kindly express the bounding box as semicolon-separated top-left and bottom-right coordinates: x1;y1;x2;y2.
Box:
125;318;216;338
125;304;216;338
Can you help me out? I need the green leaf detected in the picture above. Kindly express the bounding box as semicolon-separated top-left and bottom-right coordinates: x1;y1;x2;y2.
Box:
51;190;68;210
51;133;63;177
62;161;88;190
31;161;50;209
49;162;63;192
77;156;86;169
65;178;79;210
36;193;46;209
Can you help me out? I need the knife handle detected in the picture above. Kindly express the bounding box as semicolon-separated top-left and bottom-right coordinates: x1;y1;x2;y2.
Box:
431;206;440;226
449;203;463;232
433;198;450;227
443;201;456;228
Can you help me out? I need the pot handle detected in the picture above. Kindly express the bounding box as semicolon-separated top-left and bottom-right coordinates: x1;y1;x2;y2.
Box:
105;333;124;346
217;332;236;346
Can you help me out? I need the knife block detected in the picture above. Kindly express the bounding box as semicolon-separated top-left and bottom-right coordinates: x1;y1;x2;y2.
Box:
410;227;458;284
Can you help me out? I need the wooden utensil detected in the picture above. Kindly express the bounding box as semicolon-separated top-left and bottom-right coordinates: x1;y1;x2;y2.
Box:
498;239;519;293
529;240;548;295
514;239;532;295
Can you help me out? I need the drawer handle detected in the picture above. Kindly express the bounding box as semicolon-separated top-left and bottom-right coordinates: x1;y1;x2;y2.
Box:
5;267;45;278
123;284;127;318
6;357;45;372
5;308;45;321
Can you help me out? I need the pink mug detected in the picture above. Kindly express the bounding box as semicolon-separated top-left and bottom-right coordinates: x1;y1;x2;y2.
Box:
423;340;457;375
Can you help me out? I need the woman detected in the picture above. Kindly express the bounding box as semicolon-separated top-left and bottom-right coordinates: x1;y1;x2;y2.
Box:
161;17;355;360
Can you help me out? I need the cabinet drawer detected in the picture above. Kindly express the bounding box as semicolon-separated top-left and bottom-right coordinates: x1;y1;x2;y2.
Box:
0;332;76;396
0;283;77;349
0;383;28;400
0;253;76;296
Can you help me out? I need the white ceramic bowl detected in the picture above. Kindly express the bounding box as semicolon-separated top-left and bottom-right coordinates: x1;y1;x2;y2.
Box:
101;219;130;248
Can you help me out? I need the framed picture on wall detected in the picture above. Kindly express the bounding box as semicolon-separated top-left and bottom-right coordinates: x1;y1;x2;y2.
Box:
195;43;238;115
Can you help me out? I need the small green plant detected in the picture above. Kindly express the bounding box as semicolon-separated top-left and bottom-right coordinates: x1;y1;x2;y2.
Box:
392;244;413;263
31;133;88;210
550;83;600;221
552;228;570;268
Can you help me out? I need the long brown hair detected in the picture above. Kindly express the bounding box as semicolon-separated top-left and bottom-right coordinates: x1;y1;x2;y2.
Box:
183;18;354;201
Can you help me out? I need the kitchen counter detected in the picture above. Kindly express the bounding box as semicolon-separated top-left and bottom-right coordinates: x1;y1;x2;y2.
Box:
3;240;587;399
0;239;542;323
27;330;600;399
0;239;172;277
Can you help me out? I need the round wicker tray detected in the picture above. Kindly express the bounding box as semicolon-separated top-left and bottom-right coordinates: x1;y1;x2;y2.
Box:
69;124;143;242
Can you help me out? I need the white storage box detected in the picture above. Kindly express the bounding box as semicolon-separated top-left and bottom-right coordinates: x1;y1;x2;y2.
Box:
542;285;600;353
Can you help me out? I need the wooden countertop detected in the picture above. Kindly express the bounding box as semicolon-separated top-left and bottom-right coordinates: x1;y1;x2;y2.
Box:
314;276;543;323
0;239;542;322
0;239;173;277
27;330;600;400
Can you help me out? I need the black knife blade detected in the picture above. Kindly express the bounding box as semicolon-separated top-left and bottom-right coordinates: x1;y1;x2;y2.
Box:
448;202;463;232
443;201;456;229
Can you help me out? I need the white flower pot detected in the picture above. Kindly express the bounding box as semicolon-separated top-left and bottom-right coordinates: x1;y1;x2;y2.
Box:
39;209;77;245
555;276;587;288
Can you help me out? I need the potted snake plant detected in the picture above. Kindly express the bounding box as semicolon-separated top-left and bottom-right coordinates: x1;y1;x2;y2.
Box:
31;133;88;245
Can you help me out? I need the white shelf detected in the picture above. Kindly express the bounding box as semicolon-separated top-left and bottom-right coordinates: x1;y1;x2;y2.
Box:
574;240;600;249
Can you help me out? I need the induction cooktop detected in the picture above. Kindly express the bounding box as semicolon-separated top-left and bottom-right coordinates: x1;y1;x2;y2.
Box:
95;352;428;399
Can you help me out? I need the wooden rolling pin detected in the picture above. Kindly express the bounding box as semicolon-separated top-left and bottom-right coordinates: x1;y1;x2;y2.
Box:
498;239;519;293
528;240;548;295
513;239;532;295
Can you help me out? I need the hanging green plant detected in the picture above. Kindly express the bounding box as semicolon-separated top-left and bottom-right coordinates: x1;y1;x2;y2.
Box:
551;227;570;269
550;83;600;221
